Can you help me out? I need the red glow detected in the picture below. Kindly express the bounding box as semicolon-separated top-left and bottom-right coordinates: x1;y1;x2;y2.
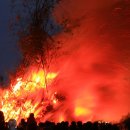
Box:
0;0;130;123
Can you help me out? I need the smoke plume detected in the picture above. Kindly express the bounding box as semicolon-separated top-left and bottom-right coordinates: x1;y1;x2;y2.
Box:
51;0;130;122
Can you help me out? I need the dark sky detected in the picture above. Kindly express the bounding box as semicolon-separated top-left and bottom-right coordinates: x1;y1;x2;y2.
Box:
0;1;60;84
0;1;21;84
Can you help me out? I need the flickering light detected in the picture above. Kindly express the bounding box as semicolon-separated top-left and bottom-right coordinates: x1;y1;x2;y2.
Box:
75;107;90;117
0;67;58;123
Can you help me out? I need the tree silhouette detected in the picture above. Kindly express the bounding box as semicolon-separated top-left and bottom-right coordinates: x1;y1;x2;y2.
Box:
10;0;62;78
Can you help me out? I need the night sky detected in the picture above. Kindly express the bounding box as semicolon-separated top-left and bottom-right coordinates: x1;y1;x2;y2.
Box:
0;1;21;84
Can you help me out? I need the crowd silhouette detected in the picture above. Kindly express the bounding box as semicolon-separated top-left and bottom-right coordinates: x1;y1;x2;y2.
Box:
0;111;130;130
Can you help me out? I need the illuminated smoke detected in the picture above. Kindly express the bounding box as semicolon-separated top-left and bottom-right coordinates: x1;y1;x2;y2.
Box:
52;0;130;122
0;0;130;123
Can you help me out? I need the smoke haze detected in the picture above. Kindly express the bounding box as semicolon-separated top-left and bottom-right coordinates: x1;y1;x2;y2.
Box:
51;0;130;122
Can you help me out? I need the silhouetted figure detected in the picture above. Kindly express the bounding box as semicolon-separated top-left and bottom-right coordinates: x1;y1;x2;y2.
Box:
112;124;120;130
44;121;55;130
8;119;17;130
77;121;82;130
5;122;9;130
63;121;69;130
93;121;99;130
27;113;37;130
0;112;123;130
83;121;92;130
123;116;130;130
0;111;6;130
70;121;77;130
18;119;27;130
58;121;69;130
38;122;45;130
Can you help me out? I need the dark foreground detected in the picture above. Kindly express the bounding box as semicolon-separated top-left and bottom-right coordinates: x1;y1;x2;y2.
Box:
0;111;130;130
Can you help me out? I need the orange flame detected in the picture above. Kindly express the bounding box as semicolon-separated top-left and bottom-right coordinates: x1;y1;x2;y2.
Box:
0;66;58;123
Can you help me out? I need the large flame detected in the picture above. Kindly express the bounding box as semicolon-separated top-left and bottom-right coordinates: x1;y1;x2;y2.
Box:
0;66;58;123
